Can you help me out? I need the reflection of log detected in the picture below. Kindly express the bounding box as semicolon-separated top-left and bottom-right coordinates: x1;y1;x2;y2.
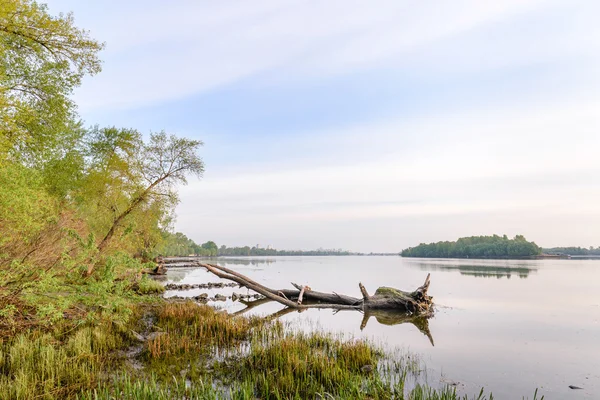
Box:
233;297;305;320
360;309;435;346
199;263;433;314
265;306;303;321
232;297;435;346
231;297;272;316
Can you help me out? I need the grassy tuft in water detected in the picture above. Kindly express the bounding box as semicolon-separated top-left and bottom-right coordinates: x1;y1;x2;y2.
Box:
135;275;166;295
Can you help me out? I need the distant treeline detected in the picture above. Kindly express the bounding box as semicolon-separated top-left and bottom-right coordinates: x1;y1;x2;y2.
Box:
401;235;542;259
218;246;353;256
159;232;354;257
158;233;218;256
542;247;600;256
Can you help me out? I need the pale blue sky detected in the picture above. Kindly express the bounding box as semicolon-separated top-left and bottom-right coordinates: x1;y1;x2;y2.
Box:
47;0;600;252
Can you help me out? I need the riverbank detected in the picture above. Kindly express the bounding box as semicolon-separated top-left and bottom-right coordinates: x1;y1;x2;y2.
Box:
0;294;510;399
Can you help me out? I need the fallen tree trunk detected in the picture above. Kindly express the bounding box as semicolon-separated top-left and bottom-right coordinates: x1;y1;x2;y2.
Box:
198;263;433;314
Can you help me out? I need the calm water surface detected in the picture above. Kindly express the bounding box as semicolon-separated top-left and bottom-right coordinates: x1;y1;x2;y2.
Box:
164;256;600;399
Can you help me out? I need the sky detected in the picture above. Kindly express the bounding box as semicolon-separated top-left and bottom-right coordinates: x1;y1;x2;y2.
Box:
46;0;600;253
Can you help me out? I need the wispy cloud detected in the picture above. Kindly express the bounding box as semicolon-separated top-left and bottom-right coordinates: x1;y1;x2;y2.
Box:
48;0;597;112
45;0;600;251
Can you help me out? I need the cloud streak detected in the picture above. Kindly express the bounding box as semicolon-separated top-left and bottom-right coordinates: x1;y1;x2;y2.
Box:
48;0;597;112
44;0;600;251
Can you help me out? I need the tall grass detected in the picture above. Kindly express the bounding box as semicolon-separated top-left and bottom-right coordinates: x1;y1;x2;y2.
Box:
0;325;125;399
1;301;545;400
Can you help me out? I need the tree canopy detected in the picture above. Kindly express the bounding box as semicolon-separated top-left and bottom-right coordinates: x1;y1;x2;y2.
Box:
0;0;103;162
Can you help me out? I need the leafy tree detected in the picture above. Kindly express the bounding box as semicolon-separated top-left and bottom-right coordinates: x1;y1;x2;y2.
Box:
0;0;103;162
200;241;218;256
157;232;202;256
95;130;204;253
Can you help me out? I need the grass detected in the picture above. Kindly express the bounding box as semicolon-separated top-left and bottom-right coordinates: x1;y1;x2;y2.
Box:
0;300;545;400
75;374;231;400
228;332;392;399
0;324;128;399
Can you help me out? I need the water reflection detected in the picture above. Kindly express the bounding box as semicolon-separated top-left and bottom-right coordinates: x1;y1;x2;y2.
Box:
166;257;277;267
406;260;537;279
215;257;276;266
231;297;435;346
360;309;434;346
163;267;195;282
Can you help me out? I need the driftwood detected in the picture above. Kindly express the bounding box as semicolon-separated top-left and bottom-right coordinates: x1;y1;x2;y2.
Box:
198;263;433;315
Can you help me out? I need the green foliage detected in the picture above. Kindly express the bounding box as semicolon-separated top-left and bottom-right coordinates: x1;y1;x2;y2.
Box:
157;232;202;256
401;235;542;259
0;162;57;256
87;128;204;254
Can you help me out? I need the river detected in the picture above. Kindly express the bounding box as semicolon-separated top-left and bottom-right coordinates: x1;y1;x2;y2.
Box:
163;256;600;399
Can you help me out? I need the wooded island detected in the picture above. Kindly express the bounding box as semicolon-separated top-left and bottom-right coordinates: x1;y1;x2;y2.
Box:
401;235;542;259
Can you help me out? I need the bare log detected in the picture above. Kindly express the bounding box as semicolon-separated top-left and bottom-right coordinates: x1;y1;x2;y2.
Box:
199;262;434;314
199;263;361;310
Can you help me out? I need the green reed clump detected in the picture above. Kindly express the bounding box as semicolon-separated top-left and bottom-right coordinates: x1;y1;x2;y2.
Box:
225;330;395;399
142;301;277;381
135;275;166;295
146;301;267;358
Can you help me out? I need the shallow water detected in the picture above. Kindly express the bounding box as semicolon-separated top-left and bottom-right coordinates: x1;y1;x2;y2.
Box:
164;256;600;399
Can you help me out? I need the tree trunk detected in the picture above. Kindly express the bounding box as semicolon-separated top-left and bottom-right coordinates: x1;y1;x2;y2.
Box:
97;177;167;255
198;263;433;314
